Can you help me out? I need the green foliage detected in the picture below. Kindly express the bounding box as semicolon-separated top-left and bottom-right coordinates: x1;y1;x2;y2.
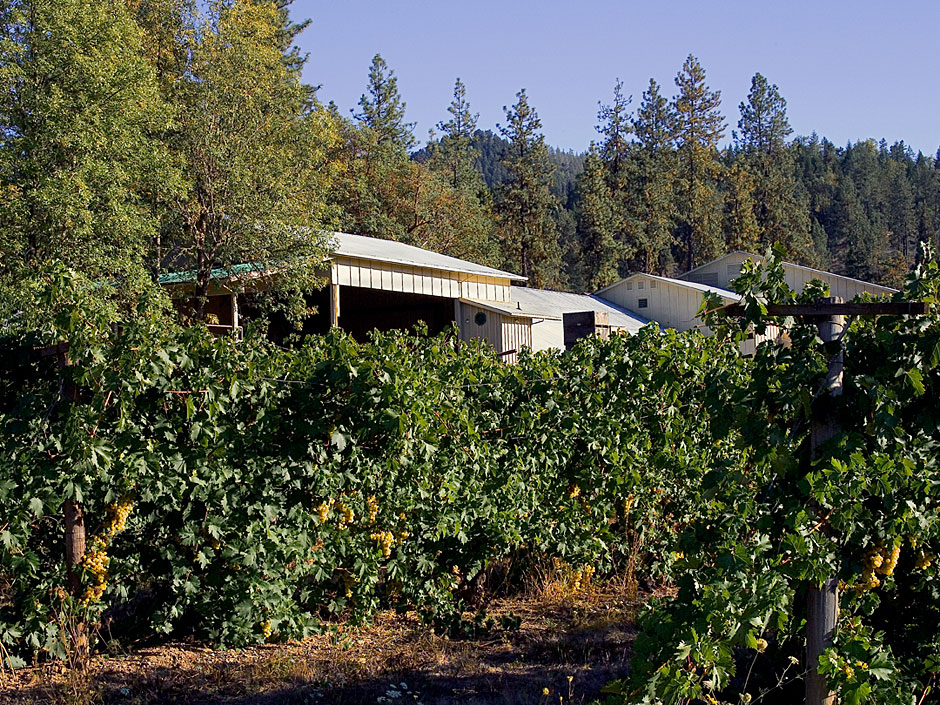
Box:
615;247;940;705
0;0;176;289
673;55;726;272
736;73;813;260
496;89;563;287
354;54;415;153
134;0;340;320
0;267;737;664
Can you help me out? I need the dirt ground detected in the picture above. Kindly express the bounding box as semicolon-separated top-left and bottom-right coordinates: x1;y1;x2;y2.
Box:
0;584;643;705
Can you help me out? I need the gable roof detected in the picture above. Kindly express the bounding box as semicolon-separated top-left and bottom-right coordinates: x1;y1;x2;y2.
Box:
594;272;741;301
680;250;897;294
159;232;527;288
330;232;526;281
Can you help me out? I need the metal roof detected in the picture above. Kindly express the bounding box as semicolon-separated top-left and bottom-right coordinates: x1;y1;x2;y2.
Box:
680;251;898;294
594;272;741;300
330;232;526;282
509;287;655;333
159;262;263;286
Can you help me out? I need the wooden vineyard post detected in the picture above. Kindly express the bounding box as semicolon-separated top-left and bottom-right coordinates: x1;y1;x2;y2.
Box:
720;296;930;705
64;500;86;595
806;297;844;705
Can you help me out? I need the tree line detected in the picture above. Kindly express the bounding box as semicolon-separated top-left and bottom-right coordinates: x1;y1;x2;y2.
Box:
2;0;938;315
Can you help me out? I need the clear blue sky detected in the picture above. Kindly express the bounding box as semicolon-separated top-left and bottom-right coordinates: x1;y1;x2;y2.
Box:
292;0;940;155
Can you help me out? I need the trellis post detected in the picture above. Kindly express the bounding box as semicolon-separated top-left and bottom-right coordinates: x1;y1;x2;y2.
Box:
721;297;930;705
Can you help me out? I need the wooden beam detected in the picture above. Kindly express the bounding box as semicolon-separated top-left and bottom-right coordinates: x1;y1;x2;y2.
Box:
329;283;340;327
722;301;929;318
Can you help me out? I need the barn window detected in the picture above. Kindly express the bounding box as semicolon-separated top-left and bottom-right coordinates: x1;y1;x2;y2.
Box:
474;311;487;326
626;282;633;291
638;298;648;309
727;264;740;277
650;280;657;289
638;281;645;290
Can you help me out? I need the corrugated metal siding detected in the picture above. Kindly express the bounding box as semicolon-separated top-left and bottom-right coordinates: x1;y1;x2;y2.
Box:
500;318;532;362
334;256;511;302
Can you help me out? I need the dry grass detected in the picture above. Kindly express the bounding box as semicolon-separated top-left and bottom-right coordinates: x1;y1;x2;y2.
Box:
1;580;643;705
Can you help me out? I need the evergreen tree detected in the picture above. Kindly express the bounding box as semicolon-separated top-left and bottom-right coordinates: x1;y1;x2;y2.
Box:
630;78;678;273
835;174;888;282
589;79;635;275
424;78;497;263
0;0;176;287
596;80;632;181
736;73;812;259
673;55;726;272
722;162;760;252
576;145;620;289
496;89;562;288
354;53;415;153
135;0;340;320
432;78;482;192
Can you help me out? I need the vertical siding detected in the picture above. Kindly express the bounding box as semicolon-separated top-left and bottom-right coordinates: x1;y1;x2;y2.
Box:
597;276;734;333
457;302;533;362
457;302;503;350
332;257;513;302
500;319;532;363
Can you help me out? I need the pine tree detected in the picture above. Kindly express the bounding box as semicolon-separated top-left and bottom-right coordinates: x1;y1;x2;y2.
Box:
630;78;678;273
722;162;760;252
432;78;482;192
423;78;497;263
496;89;562;288
576;145;620;289
673;55;726;272
835;174;887;281
354;53;415;153
596;80;632;183
0;0;175;287
736;73;812;259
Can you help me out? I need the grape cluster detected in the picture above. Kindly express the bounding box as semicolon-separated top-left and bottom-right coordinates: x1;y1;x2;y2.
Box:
369;530;395;558
336;501;354;530
316;499;334;523
572;564;595;592
105;497;134;536
367;495;379;524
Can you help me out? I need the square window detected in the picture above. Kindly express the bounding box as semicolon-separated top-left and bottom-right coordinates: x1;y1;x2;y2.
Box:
638;298;648;309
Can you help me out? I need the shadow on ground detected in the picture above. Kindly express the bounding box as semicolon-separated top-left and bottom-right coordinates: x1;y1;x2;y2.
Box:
3;590;640;705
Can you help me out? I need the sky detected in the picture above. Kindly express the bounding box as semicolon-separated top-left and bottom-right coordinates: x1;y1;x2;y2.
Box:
292;0;940;155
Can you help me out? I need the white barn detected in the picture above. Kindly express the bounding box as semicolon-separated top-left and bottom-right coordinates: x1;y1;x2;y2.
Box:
679;251;897;299
592;251;896;353
163;232;653;359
